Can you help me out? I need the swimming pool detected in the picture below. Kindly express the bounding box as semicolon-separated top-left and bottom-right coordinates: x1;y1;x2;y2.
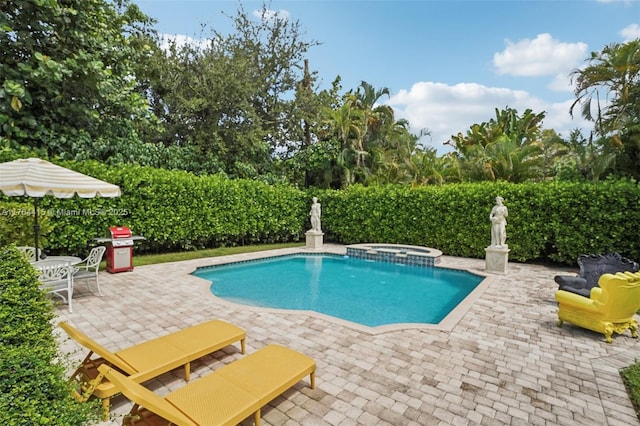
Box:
192;254;484;328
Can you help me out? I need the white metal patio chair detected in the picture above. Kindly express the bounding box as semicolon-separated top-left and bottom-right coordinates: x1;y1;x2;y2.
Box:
73;246;106;296
17;246;43;262
34;260;74;313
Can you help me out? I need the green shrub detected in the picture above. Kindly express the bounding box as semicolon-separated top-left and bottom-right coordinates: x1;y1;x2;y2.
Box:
0;244;100;425
317;180;640;264
1;158;638;265
14;161;308;254
0;201;50;248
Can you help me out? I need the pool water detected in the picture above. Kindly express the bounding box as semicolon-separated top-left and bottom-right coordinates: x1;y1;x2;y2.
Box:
193;255;484;327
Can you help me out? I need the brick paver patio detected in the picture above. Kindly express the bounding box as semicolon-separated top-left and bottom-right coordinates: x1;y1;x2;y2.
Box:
55;244;640;425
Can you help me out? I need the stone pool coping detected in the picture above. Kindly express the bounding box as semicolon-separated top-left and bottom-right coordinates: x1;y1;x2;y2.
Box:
191;245;495;335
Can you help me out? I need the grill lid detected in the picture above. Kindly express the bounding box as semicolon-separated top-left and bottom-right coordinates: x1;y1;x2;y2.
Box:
109;226;132;238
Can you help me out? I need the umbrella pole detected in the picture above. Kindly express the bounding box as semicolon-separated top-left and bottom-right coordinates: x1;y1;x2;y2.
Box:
34;198;40;260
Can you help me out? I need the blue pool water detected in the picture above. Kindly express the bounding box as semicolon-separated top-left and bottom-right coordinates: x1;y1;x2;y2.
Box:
193;255;484;327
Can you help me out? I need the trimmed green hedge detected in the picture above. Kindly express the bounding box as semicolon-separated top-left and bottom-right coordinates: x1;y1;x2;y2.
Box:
0;244;100;425
0;200;51;248
0;159;638;265
1;161;308;255
317;180;640;264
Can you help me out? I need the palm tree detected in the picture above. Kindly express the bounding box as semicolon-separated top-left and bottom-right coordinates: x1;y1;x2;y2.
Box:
485;136;543;182
570;40;640;179
407;148;456;186
571;40;640;136
559;129;617;182
539;129;570;178
318;80;429;187
447;107;547;182
320;102;362;187
367;123;419;185
351;81;392;170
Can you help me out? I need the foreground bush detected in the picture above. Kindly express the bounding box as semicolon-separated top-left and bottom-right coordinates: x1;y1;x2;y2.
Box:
0;244;100;425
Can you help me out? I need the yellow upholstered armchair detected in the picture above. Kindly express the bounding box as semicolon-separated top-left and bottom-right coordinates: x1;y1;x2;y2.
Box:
555;271;640;343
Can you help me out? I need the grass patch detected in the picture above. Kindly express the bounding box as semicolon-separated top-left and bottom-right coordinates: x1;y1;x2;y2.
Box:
621;361;640;421
131;242;304;267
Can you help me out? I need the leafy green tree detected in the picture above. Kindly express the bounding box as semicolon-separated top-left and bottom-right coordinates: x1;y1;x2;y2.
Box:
283;77;343;188
0;0;157;161
539;129;570;178
570;39;640;179
321;101;363;187
554;129;617;182
134;2;319;178
314;81;422;188
291;71;343;187
353;81;391;167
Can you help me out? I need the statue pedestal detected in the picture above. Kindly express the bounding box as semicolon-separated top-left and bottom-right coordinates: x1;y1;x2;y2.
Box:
485;245;510;274
305;231;324;250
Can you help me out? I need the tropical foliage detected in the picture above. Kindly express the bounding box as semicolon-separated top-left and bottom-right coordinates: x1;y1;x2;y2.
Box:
2;1;639;186
1;3;639;420
570;39;640;180
446;107;546;182
0;0;157;162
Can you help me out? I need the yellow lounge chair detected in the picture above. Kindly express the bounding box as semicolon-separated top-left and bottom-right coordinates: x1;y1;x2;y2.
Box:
98;344;316;425
60;320;246;419
556;271;640;343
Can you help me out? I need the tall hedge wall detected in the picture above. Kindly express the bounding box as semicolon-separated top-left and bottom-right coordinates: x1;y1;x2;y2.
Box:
0;161;309;255
317;180;640;264
0;158;638;265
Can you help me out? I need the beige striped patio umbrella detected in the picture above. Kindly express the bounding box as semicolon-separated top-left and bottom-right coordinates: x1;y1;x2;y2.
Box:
0;158;121;256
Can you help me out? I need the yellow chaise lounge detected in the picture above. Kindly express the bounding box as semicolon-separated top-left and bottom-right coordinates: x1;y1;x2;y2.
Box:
60;320;246;418
555;271;640;343
98;344;316;425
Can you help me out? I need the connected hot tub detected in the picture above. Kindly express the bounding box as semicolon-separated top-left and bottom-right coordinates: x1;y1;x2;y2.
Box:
346;243;442;267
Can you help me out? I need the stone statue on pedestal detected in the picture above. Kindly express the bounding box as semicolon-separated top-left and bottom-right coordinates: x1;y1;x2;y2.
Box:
485;195;510;274
306;196;323;250
489;196;508;248
309;196;321;233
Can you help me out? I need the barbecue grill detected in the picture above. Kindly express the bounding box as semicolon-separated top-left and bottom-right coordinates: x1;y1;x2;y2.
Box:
95;226;144;273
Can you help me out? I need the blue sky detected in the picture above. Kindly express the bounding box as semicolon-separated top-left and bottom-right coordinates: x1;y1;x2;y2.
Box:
135;0;640;153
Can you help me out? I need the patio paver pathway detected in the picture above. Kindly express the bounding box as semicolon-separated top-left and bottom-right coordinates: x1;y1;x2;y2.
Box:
55;245;640;425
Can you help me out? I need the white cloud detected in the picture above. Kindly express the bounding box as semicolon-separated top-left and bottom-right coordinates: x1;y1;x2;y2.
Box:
620;23;640;41
158;33;210;51
548;72;575;93
493;33;587;77
597;0;634;4
157;9;291;52
386;81;591;154
543;99;589;136
253;8;290;22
